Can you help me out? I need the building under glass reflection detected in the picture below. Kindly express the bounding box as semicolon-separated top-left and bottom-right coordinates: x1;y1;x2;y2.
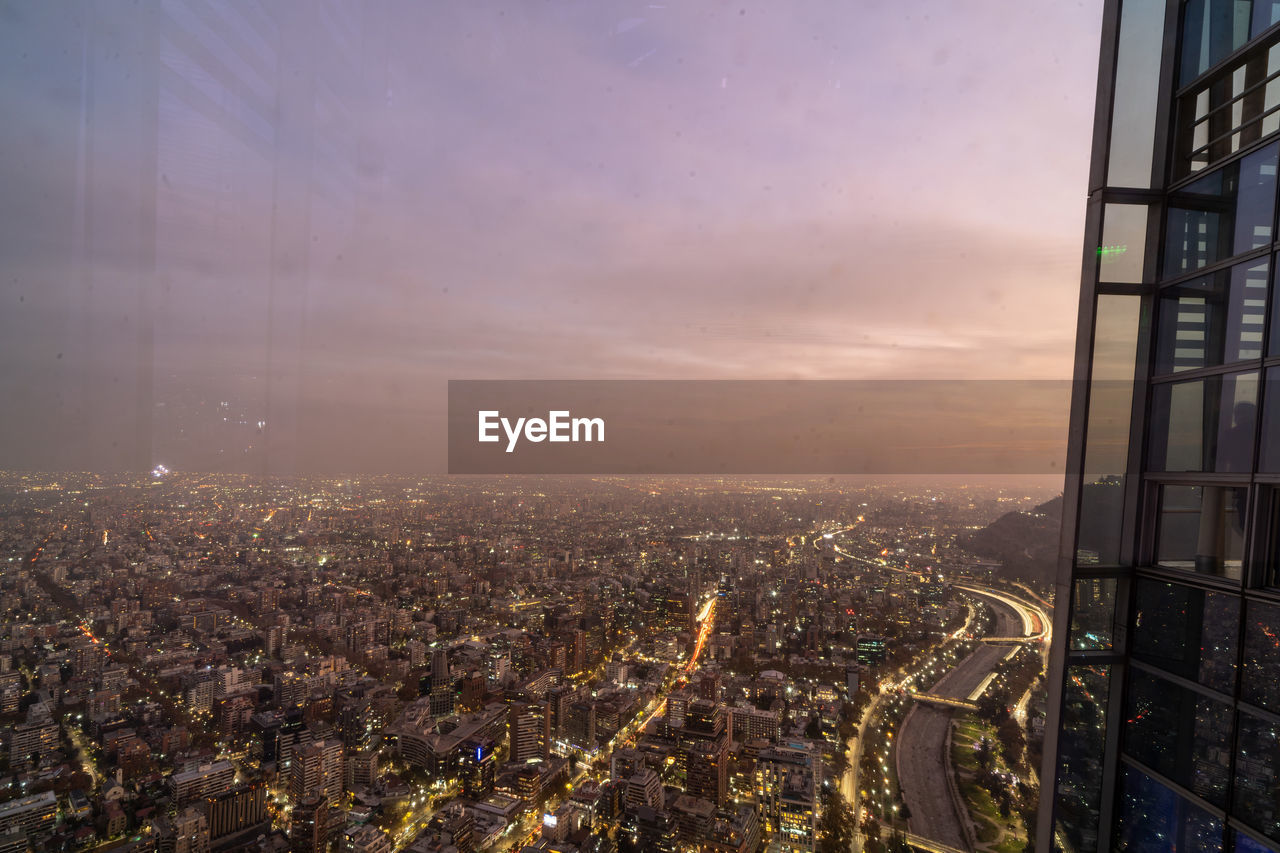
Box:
1039;2;1280;851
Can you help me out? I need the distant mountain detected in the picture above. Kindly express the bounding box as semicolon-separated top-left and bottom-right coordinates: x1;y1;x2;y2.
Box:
963;496;1062;586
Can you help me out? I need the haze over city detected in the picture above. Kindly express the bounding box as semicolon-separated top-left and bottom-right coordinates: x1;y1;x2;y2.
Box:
0;4;1123;853
0;1;1102;474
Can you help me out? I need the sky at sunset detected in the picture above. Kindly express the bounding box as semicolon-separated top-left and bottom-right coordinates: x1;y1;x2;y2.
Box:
0;1;1104;474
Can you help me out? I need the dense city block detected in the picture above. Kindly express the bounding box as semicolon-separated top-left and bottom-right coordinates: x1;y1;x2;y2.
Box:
0;475;1055;853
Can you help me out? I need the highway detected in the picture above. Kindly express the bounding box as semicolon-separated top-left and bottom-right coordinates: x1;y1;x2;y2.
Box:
896;593;1024;853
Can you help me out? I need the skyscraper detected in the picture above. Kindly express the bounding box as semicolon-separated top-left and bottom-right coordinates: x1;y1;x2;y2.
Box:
681;700;729;806
1040;3;1280;852
290;739;344;809
429;646;456;720
510;701;550;763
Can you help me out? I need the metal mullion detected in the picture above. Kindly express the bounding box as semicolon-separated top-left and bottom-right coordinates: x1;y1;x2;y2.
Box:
1171;133;1280;192
1174;21;1280;99
1241;584;1280;605
1225;819;1280;853
1116;754;1230;820
1132;565;1244;595
1149;362;1265;384
1128;658;1236;705
1144;471;1253;485
1184;66;1280;137
1156;247;1273;286
1222;569;1249;845
1068;565;1131;578
1236;697;1280;727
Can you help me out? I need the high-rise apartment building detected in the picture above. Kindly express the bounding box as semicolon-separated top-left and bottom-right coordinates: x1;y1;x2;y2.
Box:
510;701;550;763
205;783;268;844
290;739;344;808
429;647;456;720
1041;3;1280;852
169;760;235;806
681;700;729;806
9;716;59;772
754;743;819;853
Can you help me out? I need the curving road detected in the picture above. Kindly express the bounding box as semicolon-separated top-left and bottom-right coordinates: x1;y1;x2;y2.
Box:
897;594;1023;852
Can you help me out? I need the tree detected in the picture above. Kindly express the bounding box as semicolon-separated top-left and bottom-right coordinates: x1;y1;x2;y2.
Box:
817;790;857;853
975;737;994;773
860;813;884;853
998;717;1026;768
977;688;1012;725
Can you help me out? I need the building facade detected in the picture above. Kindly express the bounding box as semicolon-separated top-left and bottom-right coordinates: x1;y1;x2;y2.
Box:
1040;2;1280;851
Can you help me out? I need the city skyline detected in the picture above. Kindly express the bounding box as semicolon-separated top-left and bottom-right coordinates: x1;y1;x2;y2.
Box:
0;469;1060;852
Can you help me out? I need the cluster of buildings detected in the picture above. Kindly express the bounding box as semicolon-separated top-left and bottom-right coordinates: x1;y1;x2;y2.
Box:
0;474;1054;852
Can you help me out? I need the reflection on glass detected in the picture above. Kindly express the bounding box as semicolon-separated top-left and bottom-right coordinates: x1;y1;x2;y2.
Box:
1262;487;1280;588
1149;372;1259;472
1109;0;1165;187
1070;578;1117;650
1234;712;1280;844
1100;204;1149;282
1132;580;1239;693
1180;0;1280;83
1232;831;1280;853
1242;599;1280;711
1054;665;1110;853
1259;367;1280;471
1156;259;1269;374
1118;764;1224;852
1155;485;1247;578
1177;42;1280;176
1124;669;1233;806
1166;144;1279;275
1077;295;1140;566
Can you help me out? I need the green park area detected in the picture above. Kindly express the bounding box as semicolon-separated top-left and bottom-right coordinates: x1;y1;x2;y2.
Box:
950;718;1027;853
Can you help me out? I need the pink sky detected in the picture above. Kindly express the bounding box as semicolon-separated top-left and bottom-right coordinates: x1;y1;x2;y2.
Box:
0;1;1102;473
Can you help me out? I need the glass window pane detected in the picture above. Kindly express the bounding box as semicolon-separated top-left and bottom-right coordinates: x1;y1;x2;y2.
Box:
1234;712;1280;845
1070;577;1117;650
1156;258;1270;373
1181;0;1255;84
1155;484;1248;578
1232;831;1280;853
1149;371;1259;472
1100;204;1150;282
1132;579;1239;693
1118;764;1225;853
1242;599;1280;711
1123;669;1234;806
1166;144;1279;275
1258;367;1280;470
1176;41;1280;176
1077;295;1140;566
1258;487;1280;587
1109;0;1166;187
1255;1;1280;36
1054;664;1111;853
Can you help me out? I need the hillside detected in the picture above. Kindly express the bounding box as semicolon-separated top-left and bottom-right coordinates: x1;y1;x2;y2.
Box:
963;496;1062;586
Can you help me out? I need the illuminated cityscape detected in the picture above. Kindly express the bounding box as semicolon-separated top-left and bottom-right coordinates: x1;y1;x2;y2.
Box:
5;0;1225;852
0;474;1058;852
